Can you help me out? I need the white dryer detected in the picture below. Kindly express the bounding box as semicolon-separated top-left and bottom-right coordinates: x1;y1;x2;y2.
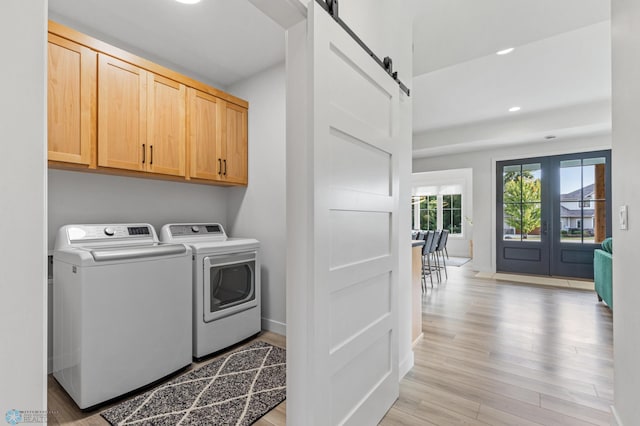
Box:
160;223;261;359
53;224;192;409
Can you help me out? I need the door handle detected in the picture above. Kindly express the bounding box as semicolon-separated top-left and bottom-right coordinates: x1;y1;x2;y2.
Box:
142;144;146;164
542;221;548;236
223;159;227;176
150;145;153;165
218;158;222;175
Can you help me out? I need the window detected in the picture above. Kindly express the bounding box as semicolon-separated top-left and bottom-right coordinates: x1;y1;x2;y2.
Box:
411;194;462;235
442;194;462;234
412;195;437;231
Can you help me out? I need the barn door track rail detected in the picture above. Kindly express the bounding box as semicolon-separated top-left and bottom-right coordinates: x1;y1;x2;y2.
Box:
315;0;411;96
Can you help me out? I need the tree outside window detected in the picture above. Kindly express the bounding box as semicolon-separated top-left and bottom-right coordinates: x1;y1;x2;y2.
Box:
412;196;437;231
503;166;542;240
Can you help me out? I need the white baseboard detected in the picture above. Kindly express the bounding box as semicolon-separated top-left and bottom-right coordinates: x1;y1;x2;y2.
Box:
611;406;623;426
262;317;286;336
399;350;414;380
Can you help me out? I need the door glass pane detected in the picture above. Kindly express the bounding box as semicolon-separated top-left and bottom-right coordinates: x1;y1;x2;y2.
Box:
592;200;607;244
560;201;583;243
503;206;520;241
502;163;541;242
209;263;254;313
522;202;542;241
560;157;607;245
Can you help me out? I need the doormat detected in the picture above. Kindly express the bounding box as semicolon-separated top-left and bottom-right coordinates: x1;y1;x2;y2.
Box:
101;341;286;426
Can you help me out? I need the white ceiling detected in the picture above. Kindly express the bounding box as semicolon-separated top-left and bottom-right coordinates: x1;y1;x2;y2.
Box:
410;0;612;148
412;21;611;133
48;0;612;153
48;0;286;88
411;0;610;76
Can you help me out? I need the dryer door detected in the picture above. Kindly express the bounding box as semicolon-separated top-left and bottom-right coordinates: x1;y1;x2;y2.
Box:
203;251;257;322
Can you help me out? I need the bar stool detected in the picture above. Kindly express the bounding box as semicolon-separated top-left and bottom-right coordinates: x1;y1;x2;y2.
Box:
435;229;449;280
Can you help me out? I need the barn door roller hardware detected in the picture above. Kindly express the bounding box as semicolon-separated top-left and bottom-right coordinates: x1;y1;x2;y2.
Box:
316;0;410;96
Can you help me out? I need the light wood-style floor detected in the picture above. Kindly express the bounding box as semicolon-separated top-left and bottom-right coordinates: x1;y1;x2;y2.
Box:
382;266;613;426
49;265;613;425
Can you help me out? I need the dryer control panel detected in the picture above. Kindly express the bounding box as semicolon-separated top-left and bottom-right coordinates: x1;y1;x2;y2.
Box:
161;223;227;241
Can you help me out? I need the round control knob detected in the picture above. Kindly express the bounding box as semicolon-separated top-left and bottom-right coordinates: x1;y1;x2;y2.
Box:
104;227;115;236
191;225;200;233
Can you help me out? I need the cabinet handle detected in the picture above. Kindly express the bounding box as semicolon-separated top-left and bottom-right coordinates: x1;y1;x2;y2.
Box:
218;158;222;175
223;159;227;176
142;144;146;164
150;145;153;165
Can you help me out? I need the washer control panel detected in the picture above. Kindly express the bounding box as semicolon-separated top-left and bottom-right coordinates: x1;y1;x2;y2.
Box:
66;224;153;242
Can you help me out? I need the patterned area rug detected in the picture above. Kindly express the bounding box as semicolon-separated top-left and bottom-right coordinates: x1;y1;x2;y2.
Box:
101;341;286;426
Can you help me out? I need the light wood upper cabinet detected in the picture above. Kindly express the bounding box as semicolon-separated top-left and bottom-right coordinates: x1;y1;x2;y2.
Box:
47;34;96;166
98;54;147;172
186;88;248;184
48;20;248;186
187;88;223;181
147;74;186;177
98;55;186;177
223;102;248;185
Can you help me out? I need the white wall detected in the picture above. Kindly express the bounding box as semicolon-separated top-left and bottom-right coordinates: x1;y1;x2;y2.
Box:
413;134;611;272
48;170;228;249
612;0;640;423
226;63;287;335
0;0;47;419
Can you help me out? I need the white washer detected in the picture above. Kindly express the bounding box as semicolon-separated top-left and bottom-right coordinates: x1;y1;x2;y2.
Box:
160;223;261;359
53;224;192;409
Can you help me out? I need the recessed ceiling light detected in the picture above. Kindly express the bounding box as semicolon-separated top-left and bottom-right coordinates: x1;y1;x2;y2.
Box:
175;0;200;4
496;48;515;56
508;106;521;112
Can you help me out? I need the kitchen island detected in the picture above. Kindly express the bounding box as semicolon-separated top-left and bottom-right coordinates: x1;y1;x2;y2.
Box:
412;240;424;344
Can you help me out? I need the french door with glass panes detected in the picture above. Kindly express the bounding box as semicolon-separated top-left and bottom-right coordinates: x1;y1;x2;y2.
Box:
496;150;611;279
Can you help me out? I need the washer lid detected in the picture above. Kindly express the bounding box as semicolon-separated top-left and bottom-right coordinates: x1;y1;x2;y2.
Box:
89;243;187;262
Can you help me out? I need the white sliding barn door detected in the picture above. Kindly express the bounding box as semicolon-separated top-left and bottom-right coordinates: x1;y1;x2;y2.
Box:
287;2;401;425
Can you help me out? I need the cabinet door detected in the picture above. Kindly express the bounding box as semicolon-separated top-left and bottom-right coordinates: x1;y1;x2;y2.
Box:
98;54;147;171
147;74;186;177
47;34;96;166
223;102;248;184
187;88;223;181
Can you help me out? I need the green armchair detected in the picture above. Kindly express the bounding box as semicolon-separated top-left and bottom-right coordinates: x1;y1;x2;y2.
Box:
594;237;612;309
